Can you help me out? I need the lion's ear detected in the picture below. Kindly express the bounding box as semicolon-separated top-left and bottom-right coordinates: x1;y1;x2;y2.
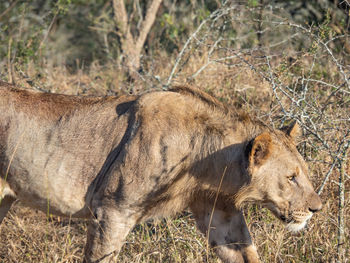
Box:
281;121;301;143
246;132;272;167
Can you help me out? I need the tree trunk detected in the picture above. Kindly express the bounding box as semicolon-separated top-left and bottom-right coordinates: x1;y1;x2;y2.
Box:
112;0;162;79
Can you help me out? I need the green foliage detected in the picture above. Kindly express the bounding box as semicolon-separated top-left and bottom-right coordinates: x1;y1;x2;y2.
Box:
55;0;72;14
196;8;211;21
0;2;42;65
248;0;259;8
160;13;179;39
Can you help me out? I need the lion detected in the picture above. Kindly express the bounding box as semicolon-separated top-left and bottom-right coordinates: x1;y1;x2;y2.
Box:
0;81;322;263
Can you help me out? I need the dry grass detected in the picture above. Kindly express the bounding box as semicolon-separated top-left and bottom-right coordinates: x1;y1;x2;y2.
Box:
1;60;349;263
1;203;218;263
1;191;348;262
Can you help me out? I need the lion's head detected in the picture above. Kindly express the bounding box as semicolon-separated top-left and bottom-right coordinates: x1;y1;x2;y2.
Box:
236;122;322;232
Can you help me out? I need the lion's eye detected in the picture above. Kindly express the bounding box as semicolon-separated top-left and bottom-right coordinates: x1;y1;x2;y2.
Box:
288;175;297;183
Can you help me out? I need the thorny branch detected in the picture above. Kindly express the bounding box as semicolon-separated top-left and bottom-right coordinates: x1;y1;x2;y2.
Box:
165;4;349;260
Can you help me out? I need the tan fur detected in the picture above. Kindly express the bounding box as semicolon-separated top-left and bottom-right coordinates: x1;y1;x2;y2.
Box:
0;178;15;199
0;81;322;263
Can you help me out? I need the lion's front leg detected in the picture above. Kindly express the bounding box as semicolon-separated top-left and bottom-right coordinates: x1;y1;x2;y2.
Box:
191;202;259;263
0;196;16;224
83;205;137;263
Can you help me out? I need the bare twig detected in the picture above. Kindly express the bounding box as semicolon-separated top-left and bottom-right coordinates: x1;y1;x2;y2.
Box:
37;12;58;53
337;139;349;263
0;0;18;21
318;130;350;194
166;15;211;87
166;4;236;86
7;37;14;84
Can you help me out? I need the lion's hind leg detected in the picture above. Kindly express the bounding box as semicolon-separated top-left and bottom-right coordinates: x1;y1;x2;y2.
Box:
83;205;137;263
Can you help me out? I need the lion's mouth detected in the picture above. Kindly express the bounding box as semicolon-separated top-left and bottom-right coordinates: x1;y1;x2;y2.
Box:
279;213;311;232
263;202;290;222
263;202;313;232
279;214;293;224
281;211;315;232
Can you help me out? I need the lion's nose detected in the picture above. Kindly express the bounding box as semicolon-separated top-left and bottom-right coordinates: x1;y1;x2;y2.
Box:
308;192;322;213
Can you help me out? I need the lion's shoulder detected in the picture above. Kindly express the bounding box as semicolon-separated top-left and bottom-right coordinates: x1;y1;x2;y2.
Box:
169;86;228;111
